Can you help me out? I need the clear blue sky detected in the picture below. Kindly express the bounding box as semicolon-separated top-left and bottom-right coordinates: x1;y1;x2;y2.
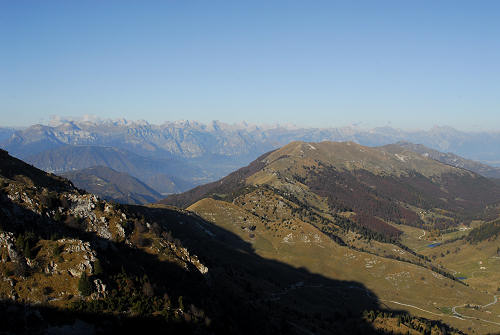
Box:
1;1;499;129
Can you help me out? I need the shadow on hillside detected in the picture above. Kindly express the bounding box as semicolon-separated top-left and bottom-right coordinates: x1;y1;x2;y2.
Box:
0;194;452;334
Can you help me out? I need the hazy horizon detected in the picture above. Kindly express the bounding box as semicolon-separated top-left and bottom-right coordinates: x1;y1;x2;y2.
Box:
0;114;498;133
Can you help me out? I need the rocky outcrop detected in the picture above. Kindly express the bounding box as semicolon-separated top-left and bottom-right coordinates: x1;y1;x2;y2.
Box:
154;239;208;275
61;239;97;277
0;232;18;263
92;279;107;299
44;260;58;275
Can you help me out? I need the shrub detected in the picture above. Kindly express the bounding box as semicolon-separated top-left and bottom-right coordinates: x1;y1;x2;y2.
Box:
52;245;61;257
15;234;25;253
78;272;92;296
142;281;154;297
23;241;32;259
43;286;54;295
150;222;162;236
93;259;103;276
39;191;60;209
178;296;184;311
65;215;83;229
134;221;147;233
13;261;29;277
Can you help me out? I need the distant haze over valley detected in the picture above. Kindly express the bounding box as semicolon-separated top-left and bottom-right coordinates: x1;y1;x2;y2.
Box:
3;117;500;163
2;117;500;203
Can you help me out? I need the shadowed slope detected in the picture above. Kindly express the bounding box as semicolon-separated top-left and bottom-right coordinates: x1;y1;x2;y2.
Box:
61;166;162;204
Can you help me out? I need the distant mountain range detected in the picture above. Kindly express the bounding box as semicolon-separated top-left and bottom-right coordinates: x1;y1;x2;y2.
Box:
2;119;500;201
4;119;500;164
0;127;15;143
61;166;162;205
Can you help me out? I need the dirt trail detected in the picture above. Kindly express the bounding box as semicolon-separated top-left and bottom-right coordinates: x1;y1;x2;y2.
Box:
452;295;500;326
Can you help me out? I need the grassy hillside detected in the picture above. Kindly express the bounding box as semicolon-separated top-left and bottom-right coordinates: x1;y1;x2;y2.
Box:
164;141;500;236
418;224;500;294
187;197;500;334
161;141;500;334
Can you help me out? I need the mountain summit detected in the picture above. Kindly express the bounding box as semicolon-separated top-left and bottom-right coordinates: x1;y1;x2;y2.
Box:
163;141;500;233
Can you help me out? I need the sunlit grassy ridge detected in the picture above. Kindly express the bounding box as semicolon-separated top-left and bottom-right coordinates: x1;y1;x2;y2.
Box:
165;141;500;334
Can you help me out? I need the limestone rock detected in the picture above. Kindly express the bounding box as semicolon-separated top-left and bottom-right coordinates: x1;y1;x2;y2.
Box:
0;232;19;262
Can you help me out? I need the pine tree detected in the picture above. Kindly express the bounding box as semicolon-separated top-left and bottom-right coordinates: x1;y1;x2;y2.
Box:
78;272;92;296
178;296;184;311
23;241;32;259
16;234;25;252
93;259;103;276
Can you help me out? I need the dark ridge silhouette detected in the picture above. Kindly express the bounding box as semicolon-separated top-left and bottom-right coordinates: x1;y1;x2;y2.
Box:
0;148;75;193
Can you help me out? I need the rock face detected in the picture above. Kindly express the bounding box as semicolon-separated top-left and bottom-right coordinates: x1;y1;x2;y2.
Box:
155;240;209;275
44;260;58;275
62;239;97;277
0;232;19;263
68;194;97;217
92;279;107;299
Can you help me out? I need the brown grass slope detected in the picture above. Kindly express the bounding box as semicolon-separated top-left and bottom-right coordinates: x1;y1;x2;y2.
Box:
185;190;499;334
159;141;500;334
161;141;500;237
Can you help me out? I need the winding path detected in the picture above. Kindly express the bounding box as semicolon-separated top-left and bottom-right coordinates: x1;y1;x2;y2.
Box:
452;295;500;326
482;295;498;308
418;230;426;240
